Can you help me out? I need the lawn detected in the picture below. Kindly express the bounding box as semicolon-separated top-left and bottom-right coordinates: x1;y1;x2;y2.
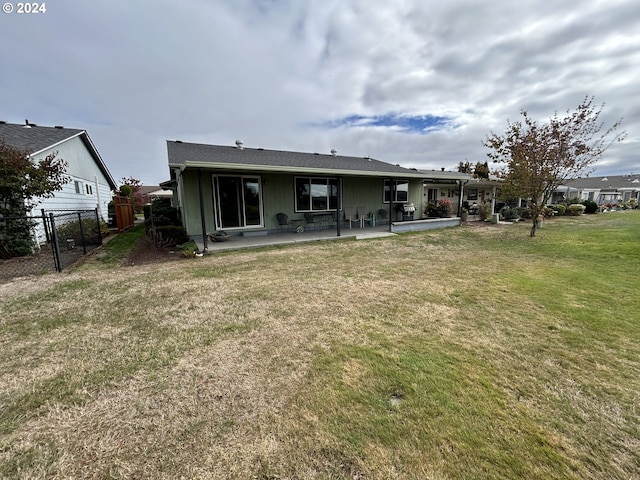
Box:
1;211;638;479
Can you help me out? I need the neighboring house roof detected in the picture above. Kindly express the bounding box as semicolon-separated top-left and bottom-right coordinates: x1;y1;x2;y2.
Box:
138;185;172;198
167;141;434;178
0;121;117;190
564;174;640;191
138;185;163;196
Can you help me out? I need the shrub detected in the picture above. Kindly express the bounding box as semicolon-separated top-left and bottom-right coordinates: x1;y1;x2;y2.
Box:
520;208;534;219
150;225;189;247
436;199;453;218
477;201;492;221
145;198;180;230
566;204;586;216
425;199;453;218
582;199;598;214
56;218;103;244
0;217;37;258
549;204;566;216
500;206;521;221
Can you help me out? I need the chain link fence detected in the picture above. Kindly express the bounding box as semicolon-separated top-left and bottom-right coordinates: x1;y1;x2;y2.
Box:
0;209;103;281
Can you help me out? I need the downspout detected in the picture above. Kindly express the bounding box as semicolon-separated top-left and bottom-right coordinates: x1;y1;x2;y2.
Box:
197;168;208;253
95;174;102;220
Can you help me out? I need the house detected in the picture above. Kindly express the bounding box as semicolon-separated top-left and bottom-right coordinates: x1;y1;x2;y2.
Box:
166;140;468;247
552;174;640;205
421;170;501;216
0;121;117;241
138;185;173;203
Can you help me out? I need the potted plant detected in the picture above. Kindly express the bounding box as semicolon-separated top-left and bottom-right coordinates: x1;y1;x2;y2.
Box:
209;230;230;242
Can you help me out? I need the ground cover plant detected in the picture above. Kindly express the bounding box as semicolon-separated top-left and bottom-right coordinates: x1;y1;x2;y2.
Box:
0;211;638;479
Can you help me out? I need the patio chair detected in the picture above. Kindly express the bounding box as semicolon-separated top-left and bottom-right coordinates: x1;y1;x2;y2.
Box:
276;212;289;234
377;208;389;225
304;212;317;231
344;207;361;228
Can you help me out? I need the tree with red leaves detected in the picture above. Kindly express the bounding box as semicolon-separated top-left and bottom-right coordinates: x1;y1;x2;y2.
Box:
485;97;625;237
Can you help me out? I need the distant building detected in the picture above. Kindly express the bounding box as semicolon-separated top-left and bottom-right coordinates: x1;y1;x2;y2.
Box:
552;174;640;205
0;120;117;241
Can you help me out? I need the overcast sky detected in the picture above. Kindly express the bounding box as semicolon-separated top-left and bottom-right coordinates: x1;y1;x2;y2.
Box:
1;0;638;186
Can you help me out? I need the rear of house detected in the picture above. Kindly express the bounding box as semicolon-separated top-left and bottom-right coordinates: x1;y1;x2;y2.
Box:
166;141;430;244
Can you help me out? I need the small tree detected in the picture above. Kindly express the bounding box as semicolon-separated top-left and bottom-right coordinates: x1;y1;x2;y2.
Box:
485;97;625;237
120;176;145;213
0;140;69;256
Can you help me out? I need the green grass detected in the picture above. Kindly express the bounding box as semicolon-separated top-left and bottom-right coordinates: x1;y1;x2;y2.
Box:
92;222;146;267
0;211;638;479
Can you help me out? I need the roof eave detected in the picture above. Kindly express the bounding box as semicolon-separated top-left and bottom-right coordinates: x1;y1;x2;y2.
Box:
172;160;425;178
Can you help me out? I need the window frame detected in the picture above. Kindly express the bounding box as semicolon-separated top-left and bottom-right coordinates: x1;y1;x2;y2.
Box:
383;179;409;203
294;176;339;212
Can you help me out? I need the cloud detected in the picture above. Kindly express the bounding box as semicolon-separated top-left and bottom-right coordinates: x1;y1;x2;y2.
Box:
0;0;637;184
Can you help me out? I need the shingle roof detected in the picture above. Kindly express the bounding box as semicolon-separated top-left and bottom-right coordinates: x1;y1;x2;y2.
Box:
0;121;84;153
565;174;640;190
166;141;425;177
0;121;117;189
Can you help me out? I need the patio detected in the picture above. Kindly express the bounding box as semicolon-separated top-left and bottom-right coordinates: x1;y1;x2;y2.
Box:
195;215;465;253
195;224;396;253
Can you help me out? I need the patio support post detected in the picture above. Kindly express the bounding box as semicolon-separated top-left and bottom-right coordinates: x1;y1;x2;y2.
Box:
197;168;208;252
388;178;395;232
336;176;342;237
458;180;467;216
491;186;497;214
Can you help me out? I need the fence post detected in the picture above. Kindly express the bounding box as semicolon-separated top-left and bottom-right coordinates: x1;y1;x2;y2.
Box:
49;213;62;272
41;208;51;244
94;208;103;245
77;212;87;254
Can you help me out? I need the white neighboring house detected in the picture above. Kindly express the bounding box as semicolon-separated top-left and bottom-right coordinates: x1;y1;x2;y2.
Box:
553;174;640;205
0;120;117;242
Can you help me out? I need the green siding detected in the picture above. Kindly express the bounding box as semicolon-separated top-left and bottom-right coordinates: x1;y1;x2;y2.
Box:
179;170;426;235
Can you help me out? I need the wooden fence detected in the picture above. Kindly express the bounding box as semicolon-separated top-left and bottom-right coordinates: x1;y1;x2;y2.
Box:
112;195;135;232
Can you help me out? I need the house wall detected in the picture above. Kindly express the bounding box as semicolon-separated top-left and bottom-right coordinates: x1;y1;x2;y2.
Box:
178;170;423;236
29;136;114;243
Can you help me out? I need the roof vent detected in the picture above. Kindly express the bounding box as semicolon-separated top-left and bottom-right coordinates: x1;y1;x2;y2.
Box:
330;149;337;156
54;125;64;129
601;177;608;181
633;179;639;183
175;140;182;143
235;140;244;150
441;167;445;172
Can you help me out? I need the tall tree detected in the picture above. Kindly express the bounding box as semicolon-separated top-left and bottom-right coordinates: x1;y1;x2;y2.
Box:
0;140;69;256
474;161;489;179
484;97;625;237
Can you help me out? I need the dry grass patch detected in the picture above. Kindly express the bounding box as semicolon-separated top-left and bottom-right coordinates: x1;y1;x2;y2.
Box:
1;212;639;479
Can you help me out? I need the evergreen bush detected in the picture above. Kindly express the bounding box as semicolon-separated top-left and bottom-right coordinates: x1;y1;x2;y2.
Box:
566;204;586;216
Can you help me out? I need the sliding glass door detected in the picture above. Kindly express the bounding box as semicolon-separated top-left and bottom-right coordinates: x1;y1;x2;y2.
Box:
213;175;263;230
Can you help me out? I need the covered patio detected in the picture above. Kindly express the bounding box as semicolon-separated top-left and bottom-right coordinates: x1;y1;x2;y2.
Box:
195;216;464;253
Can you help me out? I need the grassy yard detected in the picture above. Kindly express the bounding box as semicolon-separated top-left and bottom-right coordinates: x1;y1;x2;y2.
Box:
1;212;638;479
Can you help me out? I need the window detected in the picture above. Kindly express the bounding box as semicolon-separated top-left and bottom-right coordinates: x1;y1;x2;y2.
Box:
213;175;263;229
384;179;409;203
467;188;478;201
85;184;93;195
74;181;83;194
295;177;338;212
